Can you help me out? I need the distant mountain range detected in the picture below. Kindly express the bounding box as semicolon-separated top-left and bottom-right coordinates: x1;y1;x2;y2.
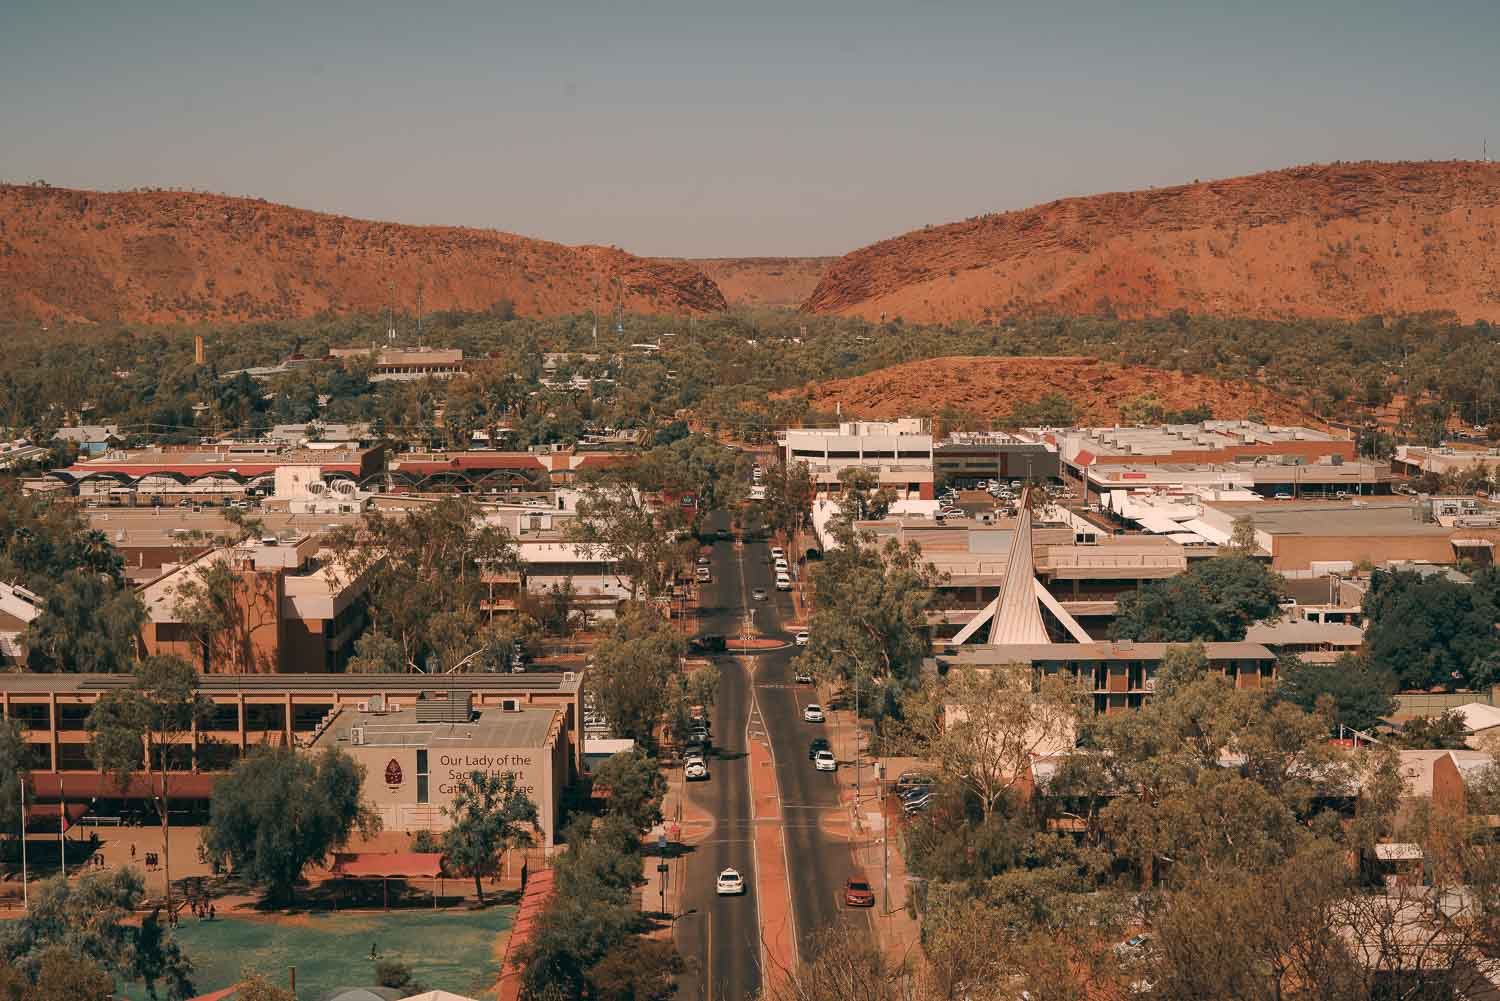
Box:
5;161;1499;326
802;161;1500;323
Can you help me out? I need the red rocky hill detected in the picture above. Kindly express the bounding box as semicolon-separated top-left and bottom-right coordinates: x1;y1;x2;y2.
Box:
802;161;1500;324
0;184;726;324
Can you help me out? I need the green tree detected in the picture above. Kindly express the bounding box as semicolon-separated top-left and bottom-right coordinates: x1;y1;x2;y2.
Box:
892;663;1085;821
795;531;941;693
441;769;539;904
86;655;211;919
587;607;686;748
23;569;145;673
0;720;32;833
592;749;667;832
834;466;895;525
1276;653;1398;733
1395;709;1471;750
568;482;694;601
228;972;297;1001
1109;555;1283;643
0;945;116;1001
373;959;426;997
327;496;519;673
0;869;194;1000
762;459;816;544
201;747;376;904
1363;568;1500;690
588;938;683;1001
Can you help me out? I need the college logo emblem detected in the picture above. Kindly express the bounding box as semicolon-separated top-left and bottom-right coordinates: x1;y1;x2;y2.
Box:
385;759;403;787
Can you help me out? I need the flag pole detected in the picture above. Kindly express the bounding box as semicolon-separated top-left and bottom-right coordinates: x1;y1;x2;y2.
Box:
18;779;29;911
58;774;65;879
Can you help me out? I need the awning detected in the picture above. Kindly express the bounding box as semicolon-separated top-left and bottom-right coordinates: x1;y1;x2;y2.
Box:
28;773;220;800
1168;532;1207;545
1181;518;1232;546
1137;513;1184;534
332;852;445;879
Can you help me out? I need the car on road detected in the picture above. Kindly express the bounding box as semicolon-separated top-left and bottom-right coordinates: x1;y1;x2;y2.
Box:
690;634;727;653
716;868;745;895
802;703;825;723
794;631;809;646
794;669;813;684
808;736;831;760
775;573;792;591
695;567;712;583
843;878;875;907
770;546;785;560
685;756;709;781
751;587;768;601
894;771;936;794
814;749;837;771
697;555;711;566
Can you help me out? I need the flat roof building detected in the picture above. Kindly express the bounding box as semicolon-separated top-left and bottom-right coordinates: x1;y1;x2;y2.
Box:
0;672;584;811
779;420;935;501
1392;444;1500;479
310;701;571;843
53;443;384;494
1060;421;1354;479
934;431;1060;485
1198;498;1500;571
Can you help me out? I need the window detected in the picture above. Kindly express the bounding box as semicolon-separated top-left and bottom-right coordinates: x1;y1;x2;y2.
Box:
416;749;429;804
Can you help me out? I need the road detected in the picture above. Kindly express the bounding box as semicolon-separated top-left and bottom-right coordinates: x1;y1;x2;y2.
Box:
737;530;872;962
675;511;760;1001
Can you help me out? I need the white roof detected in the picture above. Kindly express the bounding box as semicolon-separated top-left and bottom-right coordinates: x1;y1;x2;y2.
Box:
1180;518;1231;546
1453;702;1500;733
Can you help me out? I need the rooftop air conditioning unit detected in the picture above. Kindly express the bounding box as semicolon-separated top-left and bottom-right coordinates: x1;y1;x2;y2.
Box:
563;671;576;683
356;701;370;713
501;698;521;712
387;701;401;712
351;726;366;746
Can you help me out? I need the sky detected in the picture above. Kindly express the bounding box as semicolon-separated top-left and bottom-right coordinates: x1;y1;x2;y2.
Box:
4;0;1499;258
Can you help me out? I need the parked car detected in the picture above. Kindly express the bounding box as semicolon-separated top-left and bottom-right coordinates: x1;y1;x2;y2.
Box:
794;669;814;684
814;749;837;771
843;878;875;907
802;703;825;723
697;555;711;566
901;789;933;814
894;771;936;793
716;868;745;895
775;573;792;591
770;546;785;560
685;756;709;781
695;567;712;583
794;631;810;646
808;737;831;760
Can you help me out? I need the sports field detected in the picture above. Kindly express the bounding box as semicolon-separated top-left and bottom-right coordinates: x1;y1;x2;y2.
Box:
118;907;515;1001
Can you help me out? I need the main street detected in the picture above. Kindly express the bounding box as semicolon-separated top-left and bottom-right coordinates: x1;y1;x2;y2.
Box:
737;531;873;961
675;511;760;1001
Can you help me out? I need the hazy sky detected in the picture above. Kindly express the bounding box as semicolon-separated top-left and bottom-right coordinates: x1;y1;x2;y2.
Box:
4;0;1498;257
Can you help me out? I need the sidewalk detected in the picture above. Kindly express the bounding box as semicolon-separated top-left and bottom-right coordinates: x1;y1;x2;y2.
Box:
824;682;923;972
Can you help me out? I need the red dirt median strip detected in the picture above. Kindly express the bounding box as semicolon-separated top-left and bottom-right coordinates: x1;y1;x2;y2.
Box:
749;689;798;989
728;637;787;651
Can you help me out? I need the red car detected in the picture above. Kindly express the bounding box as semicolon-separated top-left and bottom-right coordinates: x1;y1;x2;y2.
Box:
843;877;875;908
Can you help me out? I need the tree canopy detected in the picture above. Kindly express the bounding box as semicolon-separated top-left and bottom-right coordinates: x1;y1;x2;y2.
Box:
201;747;376;903
1109;555;1283;643
1362;567;1500;690
441;769;539;903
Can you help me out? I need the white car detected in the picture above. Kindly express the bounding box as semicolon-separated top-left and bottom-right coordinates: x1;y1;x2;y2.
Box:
774;558;789;572
695;567;712;583
775;573;792;591
770;546;785;560
794;631;809;646
794;669;814;684
814;749;837;772
803;703;825;723
685;756;708;781
716;868;745;895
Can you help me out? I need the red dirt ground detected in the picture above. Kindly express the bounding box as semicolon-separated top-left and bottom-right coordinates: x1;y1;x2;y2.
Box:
790;355;1315;425
0;184;726;324
802;161;1500;323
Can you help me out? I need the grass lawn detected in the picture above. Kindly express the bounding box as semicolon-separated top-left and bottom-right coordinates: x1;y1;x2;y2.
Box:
119;906;515;1001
